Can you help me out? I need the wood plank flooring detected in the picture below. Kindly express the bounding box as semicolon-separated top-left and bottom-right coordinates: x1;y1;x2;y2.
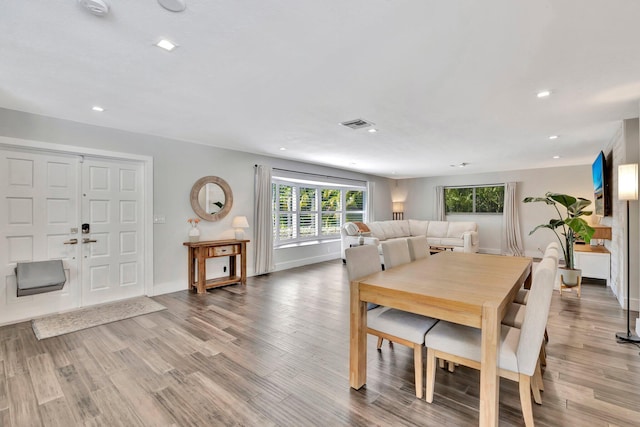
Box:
1;259;639;426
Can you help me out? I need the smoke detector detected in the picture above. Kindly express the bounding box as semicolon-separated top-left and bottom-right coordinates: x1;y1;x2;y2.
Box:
78;0;110;16
158;0;187;12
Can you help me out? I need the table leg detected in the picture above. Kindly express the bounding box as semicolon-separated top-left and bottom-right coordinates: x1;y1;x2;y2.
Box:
479;303;500;427
187;247;195;291
349;280;367;389
197;248;206;294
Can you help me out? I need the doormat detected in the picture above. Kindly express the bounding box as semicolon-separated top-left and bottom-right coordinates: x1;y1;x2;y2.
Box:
31;296;166;340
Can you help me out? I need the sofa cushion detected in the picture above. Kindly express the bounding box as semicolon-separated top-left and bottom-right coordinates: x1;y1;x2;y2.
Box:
447;221;477;237
379;221;398;238
344;222;359;236
367;222;387;240
440;237;464;247
428;221;449;238
409;219;428;236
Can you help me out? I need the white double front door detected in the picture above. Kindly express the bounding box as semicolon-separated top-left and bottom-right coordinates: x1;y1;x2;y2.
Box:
0;148;145;324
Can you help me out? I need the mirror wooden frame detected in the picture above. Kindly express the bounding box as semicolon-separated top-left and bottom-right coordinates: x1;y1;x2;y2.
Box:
190;176;233;221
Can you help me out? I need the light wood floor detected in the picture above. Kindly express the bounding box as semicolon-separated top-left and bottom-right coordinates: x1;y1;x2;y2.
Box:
1;259;639;426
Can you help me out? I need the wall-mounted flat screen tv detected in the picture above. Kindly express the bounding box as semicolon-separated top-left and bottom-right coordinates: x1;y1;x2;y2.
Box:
592;151;611;216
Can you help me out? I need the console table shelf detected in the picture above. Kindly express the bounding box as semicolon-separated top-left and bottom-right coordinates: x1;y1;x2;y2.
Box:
183;239;249;294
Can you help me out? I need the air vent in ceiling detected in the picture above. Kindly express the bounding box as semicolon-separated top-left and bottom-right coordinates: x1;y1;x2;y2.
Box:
340;118;374;130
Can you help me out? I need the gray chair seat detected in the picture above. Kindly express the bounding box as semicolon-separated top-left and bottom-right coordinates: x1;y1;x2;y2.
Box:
503;302;525;328
368;308;439;344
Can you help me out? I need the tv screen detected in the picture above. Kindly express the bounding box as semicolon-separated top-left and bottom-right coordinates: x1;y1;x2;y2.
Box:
592;151;608;216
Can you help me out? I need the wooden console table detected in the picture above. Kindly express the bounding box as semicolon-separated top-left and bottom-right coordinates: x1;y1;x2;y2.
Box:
183;239;249;294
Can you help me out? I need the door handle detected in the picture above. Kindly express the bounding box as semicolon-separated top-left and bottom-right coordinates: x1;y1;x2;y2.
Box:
82;238;97;244
64;238;78;245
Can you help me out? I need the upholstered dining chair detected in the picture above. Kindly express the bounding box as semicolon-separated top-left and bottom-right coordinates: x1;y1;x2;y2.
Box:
345;245;439;398
424;257;556;427
514;242;560;305
407;235;430;261
381;239;412;269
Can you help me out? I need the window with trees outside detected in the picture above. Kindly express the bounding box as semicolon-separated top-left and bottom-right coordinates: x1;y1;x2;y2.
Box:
444;185;504;214
272;178;366;246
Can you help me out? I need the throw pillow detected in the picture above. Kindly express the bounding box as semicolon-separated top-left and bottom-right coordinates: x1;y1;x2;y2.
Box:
354;222;370;233
344;222;359;235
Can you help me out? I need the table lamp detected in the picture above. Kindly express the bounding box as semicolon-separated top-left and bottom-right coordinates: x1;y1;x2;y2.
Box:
232;216;249;240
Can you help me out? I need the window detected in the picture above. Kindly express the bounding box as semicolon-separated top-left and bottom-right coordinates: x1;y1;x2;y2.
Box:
445;185;504;214
272;177;366;246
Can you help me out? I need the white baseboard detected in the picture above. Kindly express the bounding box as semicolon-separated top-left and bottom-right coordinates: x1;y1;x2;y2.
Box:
636;318;640;337
274;252;341;272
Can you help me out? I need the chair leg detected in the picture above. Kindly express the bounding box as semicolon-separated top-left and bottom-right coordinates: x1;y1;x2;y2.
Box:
414;344;423;399
531;363;543;404
539;342;547;367
426;348;436;403
438;358;445;369
376;336;384;349
519;374;535;427
447;362;455;372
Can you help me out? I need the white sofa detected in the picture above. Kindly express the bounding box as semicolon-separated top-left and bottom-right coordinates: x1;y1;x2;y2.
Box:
340;219;479;262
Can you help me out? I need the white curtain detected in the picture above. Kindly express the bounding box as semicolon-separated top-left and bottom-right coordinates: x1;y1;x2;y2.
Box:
254;165;274;275
503;181;524;256
366;180;375;222
435;186;445;221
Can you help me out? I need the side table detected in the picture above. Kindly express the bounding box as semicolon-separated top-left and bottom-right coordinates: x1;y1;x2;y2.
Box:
183;239;249;294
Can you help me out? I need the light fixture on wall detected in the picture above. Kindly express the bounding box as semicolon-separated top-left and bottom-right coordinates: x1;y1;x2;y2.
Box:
392;202;404;220
616;163;640;344
232;216;250;240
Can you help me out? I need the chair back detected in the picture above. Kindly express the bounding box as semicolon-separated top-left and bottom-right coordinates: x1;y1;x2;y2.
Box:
407;235;430;261
543;242;560;270
515;257;556;375
345;245;382;282
381;239;411;269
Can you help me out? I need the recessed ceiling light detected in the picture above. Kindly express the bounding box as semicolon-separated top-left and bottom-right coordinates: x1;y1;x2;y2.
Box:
537;90;551;98
279;147;286;151
553;155;560;159
156;39;177;51
92;106;104;112
368;128;378;133
549;135;558;140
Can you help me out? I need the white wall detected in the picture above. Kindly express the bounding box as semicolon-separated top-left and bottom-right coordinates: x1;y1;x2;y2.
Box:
0;108;392;295
400;166;594;257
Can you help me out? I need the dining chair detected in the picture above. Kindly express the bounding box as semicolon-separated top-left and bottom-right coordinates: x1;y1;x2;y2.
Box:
381;239;412;269
514;242;560;305
407;235;430;261
345;245;439;398
424;257;556;427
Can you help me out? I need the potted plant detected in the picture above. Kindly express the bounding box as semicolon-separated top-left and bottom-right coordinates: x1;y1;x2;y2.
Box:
524;192;596;286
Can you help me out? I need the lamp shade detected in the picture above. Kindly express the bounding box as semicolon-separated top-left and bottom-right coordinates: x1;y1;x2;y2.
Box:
392;202;404;213
618;163;639;201
232;216;249;228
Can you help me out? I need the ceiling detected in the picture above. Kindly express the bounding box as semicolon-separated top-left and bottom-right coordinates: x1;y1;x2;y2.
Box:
3;1;640;178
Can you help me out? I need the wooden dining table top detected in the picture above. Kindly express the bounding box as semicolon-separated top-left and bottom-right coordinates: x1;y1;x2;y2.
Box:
356;251;532;328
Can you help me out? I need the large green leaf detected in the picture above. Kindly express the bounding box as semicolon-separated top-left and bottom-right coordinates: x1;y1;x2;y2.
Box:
566;218;595;243
523;196;554;205
547;193;576;209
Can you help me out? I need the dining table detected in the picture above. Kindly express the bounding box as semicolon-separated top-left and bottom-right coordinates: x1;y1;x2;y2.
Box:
349;251;532;427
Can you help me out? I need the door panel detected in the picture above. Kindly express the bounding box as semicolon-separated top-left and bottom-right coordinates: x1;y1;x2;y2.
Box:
81;158;144;306
0;150;80;324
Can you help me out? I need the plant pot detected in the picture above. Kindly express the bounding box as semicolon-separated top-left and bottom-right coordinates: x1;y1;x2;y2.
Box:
189;224;200;242
559;267;581;287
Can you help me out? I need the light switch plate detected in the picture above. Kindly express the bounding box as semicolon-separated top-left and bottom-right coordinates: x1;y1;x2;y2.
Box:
153;215;166;224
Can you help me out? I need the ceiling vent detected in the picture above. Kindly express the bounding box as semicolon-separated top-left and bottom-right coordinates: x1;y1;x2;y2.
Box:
78;0;110;16
340;118;374;130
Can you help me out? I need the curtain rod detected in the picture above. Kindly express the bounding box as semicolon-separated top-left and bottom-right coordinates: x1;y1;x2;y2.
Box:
444;183;506;189
254;164;367;185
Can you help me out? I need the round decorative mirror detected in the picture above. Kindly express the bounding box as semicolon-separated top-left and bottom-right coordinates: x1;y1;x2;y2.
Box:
190;176;233;221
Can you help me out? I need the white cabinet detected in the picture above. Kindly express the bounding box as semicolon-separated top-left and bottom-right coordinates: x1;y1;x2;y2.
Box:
573;245;610;285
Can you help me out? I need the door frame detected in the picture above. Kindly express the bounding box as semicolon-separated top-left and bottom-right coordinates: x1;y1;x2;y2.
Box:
0;136;154;297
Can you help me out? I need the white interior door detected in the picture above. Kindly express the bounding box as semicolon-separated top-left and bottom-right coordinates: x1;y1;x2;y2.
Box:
0;149;81;324
81;157;144;306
